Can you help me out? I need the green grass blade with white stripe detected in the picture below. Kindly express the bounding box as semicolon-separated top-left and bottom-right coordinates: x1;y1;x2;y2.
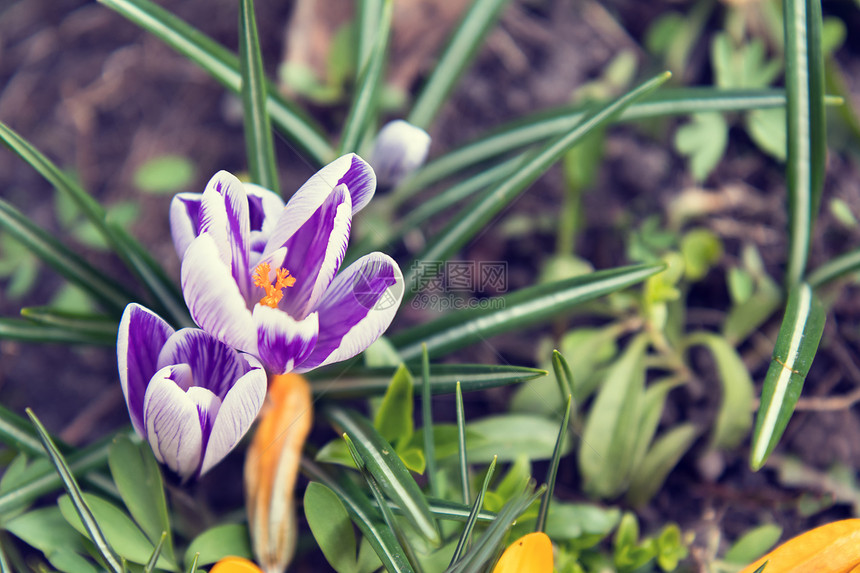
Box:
750;283;825;470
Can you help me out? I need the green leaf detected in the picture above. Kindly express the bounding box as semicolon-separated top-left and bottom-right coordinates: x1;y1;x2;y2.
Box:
307;363;546;398
626;424;698;506
5;507;89;559
304;482;358;573
326;407;440;544
723;524;783;564
465;414;572;464
784;0;827;286
579;336;648;497
723;271;782;346
544;502;621;540
686;333;755;450
239;0;278;192
183;523;252;567
680;228;723;281
338;0;392;154
374;364;415;444
393;263;663;360
107;435;173;563
133;156;196;193
656;524;688;571
751;283;826;470
58;493;176;570
628;378;681;477
26;409;122;573
746;108;788;161
0;200;131;313
97;0;333;165
301;459;413;573
674;112;728;182
408;0;510;129
405;73;670;292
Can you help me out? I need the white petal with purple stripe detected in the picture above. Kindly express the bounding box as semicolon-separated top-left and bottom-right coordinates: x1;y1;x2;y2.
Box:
200;366;267;475
117;304;175;436
181;233;257;353
295;253;403;372
253;305;319;374
143;365;204;482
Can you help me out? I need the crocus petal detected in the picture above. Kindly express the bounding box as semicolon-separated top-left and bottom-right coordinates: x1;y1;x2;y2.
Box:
198;171;253;297
156;328;251;399
181;233;256;353
371;120;431;187
253;306;319;374
143;365;204;482
169;193;202;259
244;183;286;261
275;184;352;318
295;253;403;372
262;155;373;256
117;303;175;436
199;363;267;476
493;532;553;573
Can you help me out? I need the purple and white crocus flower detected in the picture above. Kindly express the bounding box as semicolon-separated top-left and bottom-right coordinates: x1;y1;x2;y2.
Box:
170;154;404;375
118;303;267;482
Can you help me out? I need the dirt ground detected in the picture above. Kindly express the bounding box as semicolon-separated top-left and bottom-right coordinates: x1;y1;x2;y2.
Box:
3;0;860;569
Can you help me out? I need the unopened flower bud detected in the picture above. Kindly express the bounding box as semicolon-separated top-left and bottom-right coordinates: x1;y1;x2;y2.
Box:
370;120;431;187
245;374;313;573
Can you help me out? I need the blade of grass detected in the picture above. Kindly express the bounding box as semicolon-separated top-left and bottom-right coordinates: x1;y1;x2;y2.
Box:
338;0;393;154
447;483;545;573
301;459;414;573
356;0;383;69
344;435;424;573
0;435;116;515
404;72;671;293
807;247;860;288
144;532;168;573
449;456;497;566
750;283;826;470
420;345;439;498
551;350;574;402
25;409;122;572
0;122;188;325
408;0;510;129
376;497;495;523
307;364;547;397
455;382;469;506
536;395;571;533
0;200;131;313
784;0;827;286
20;308;117;338
97;0;333;165
0;319;114;345
392;263;663;360
326;407;440;544
395;88;839;202
239;0;278;192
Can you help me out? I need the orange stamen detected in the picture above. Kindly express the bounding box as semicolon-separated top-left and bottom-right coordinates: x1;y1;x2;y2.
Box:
252;263;296;308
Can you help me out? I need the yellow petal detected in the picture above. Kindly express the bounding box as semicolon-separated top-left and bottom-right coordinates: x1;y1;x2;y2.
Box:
492;532;553;573
741;519;860;573
245;373;314;573
210;556;263;573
